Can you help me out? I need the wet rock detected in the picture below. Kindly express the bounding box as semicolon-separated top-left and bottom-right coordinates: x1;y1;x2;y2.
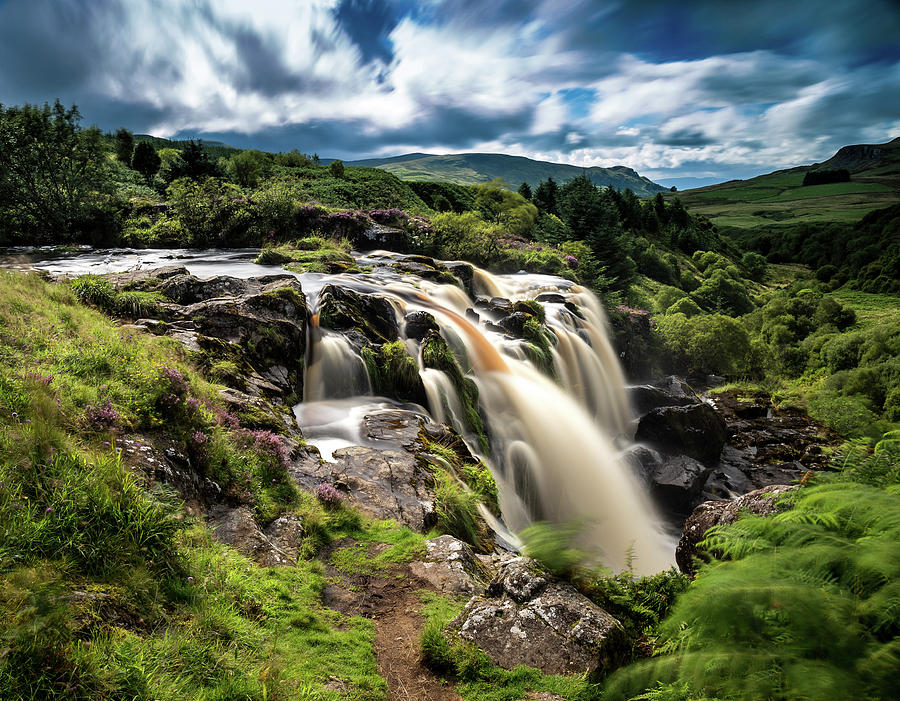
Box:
675;484;794;575
410;535;491;595
445;261;475;296
534;292;566;304
635;403;727;464
498;311;529;336
403;310;439;341
645;455;712;518
628;376;700;416
288;410;439;532
317;283;399;344
446;557;626;676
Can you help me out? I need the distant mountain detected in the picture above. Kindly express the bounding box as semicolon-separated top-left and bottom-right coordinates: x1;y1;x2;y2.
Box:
346;152;668;197
674;137;900;230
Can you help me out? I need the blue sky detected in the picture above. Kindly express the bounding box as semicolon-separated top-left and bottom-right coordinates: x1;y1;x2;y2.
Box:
1;0;898;186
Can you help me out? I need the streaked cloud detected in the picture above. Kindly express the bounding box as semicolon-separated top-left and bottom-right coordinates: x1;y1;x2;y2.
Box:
0;0;897;182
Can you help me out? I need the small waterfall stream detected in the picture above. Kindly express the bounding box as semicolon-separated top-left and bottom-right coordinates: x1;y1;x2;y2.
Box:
301;253;672;573
8;246;673;573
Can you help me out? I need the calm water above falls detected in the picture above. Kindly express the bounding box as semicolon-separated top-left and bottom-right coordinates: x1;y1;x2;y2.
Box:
5;247;674;573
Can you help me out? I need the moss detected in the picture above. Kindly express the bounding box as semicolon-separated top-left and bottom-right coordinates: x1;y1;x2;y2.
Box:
522;317;556;378
364;341;424;404
421;434;499;516
422;333;489;452
513;299;546;323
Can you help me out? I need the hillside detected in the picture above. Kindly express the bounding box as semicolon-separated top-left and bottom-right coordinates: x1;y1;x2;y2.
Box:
348;152;668;197
674;137;900;229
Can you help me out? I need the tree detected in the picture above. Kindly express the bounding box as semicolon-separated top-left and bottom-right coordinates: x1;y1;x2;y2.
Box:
0;100;112;242
163;140;221;182
131;142;161;183
328;159;345;178
227;150;269;188
533;177;559;216
517;181;533;200
114;127;134;165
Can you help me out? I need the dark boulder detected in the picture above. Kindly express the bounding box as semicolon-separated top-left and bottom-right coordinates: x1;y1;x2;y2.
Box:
317;283;399;344
350;223;409;252
635;403;727;464
404;310;439;341
628;377;700;416
675;485;794;575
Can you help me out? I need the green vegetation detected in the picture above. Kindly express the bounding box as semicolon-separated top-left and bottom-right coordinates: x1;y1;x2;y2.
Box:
607;467;900;701
256;237;359;274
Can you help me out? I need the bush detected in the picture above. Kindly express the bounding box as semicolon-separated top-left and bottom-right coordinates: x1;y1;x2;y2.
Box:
656;313;751;376
665;297;703;317
606;481;900;701
740;251;767;281
690;270;754;316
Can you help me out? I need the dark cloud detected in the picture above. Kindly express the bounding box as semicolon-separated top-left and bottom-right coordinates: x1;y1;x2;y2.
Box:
658;129;716;147
333;0;401;64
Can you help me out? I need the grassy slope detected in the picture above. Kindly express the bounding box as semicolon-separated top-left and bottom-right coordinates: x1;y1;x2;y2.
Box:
0;270;397;700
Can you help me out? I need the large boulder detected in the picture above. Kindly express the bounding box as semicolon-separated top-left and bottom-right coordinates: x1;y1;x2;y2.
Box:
317;283;399;344
446;558;626;677
627;376;701;416
627;448;712;518
350;223;409;252
288;410;440;532
208;506;303;567
675;484;794;575
169;278;307;398
410;535;491;595
635;403;727;464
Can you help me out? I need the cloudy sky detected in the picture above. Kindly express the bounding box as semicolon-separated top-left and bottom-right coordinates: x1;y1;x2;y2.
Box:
1;0;898;187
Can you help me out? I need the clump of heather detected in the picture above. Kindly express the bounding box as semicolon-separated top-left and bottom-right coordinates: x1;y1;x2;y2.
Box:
237;429;291;482
315;482;343;508
565;255;579;269
368;208;410;227
84;399;120;431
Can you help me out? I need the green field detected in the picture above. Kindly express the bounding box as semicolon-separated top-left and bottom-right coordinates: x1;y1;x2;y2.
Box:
675;139;900;230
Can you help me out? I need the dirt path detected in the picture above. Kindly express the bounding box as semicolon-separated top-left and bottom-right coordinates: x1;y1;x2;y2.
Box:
322;542;461;701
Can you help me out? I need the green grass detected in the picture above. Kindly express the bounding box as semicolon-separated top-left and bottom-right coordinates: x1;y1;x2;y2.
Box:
329;520;426;576
0;270;391;700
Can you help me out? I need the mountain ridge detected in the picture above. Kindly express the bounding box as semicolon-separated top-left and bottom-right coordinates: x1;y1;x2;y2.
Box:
345;151;668;197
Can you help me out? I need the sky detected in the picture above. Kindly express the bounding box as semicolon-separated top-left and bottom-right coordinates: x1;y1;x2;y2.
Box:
1;0;899;188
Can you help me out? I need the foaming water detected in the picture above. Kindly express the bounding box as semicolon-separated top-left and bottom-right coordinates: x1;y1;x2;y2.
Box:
14;247;673;572
302;258;673;573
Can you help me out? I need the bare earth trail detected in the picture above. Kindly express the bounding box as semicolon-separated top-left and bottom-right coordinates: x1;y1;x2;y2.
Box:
321;541;462;701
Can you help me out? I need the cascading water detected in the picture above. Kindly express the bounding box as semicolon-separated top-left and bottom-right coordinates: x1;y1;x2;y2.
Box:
301;252;673;574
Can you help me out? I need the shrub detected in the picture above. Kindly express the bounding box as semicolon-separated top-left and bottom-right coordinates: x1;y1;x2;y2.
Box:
665;297;703;317
656;313;751;376
740;251;767;281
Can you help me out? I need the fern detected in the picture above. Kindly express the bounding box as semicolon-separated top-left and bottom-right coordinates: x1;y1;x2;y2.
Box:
607;480;900;701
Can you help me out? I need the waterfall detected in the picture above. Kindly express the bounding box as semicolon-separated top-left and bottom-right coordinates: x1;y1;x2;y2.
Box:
300;256;672;573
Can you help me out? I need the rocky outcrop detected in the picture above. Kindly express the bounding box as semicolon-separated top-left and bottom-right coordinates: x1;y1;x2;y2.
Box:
288;410;440;532
208;506;304;567
628;376;700;415
626;448;712;518
350;223;409;252
675;484;794;575
635;402;727;464
109;268;308;400
317;283;399;345
410;535;491;595
446;557;626;676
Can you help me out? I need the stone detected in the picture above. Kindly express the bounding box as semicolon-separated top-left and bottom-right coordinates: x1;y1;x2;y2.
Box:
351;223;409;252
403;310;439;341
498;311;529;336
641;455;712;518
675;484;794;575
288;410;440;532
208;505;298;567
317;283;399;344
627;377;700;416
410;535;490;595
635;403;727;464
446;557;626;676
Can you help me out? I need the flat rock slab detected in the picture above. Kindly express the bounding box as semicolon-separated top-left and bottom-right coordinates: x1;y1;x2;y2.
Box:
447;557;626;676
289;410;439;532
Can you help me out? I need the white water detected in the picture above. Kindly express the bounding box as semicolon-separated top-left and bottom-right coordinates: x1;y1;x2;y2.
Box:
8;247;674;573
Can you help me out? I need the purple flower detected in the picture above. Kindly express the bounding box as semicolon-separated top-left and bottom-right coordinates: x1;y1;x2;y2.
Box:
45;506;53;513
315;482;343;507
84;400;120;431
564;255;579;269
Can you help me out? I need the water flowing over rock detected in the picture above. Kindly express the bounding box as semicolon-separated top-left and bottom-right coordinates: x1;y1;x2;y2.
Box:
445;557;626;676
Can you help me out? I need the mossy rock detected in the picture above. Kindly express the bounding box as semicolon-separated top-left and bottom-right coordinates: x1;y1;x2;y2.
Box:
363;341;427;406
422;332;489;453
317;284;399;344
